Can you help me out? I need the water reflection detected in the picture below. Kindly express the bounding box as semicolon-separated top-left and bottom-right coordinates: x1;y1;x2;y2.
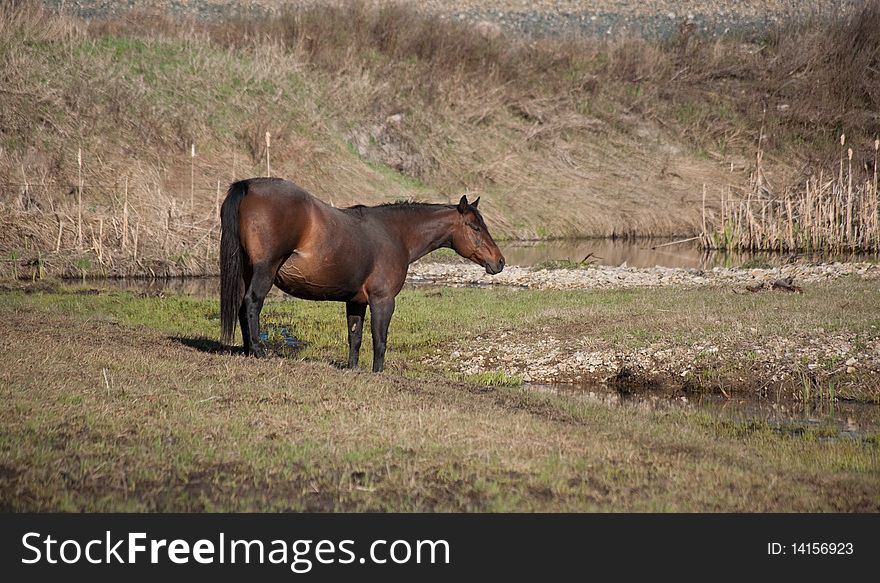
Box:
528;383;879;439
95;276;220;298
502;238;879;269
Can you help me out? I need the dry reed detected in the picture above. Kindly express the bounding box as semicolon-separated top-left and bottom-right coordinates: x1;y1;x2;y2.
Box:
702;139;880;253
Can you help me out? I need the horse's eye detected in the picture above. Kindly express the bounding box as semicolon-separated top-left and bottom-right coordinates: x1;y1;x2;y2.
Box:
469;223;481;232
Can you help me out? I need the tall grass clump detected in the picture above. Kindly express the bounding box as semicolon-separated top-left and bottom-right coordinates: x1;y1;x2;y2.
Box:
702;138;880;252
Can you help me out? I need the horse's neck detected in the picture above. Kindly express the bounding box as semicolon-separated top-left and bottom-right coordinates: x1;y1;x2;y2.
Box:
389;207;456;264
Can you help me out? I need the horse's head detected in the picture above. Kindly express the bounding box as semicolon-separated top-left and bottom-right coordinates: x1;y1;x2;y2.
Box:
450;195;505;275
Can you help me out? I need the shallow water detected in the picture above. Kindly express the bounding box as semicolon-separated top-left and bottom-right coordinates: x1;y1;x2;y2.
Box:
91;276;220;298
527;383;880;439
502;238;880;269
76;238;879;297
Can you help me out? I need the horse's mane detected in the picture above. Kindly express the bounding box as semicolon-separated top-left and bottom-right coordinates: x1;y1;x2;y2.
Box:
379;200;433;207
346;200;450;211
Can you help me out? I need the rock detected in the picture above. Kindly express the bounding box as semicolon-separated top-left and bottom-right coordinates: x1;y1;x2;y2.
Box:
474;20;502;39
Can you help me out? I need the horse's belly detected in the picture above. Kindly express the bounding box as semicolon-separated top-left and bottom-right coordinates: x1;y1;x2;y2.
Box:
274;258;361;302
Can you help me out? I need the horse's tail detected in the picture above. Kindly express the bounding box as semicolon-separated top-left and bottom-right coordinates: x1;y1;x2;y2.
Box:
219;180;249;345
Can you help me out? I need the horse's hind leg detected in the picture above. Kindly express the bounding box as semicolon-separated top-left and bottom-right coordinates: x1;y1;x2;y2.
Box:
243;262;277;357
346;301;367;369
238;303;251;355
238;263;253;354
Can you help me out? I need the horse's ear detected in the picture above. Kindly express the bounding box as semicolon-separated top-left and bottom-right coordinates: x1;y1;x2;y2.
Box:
457;195;469;213
472;196;480;208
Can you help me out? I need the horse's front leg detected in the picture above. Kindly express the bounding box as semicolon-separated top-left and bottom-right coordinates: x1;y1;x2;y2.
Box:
369;296;395;373
346;301;367;369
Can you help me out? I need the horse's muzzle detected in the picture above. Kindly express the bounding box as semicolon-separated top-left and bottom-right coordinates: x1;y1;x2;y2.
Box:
485;257;505;275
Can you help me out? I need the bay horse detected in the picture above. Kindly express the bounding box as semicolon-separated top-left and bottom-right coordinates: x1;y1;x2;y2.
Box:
219;177;505;372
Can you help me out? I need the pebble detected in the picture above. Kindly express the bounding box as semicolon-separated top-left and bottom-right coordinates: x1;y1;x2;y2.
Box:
51;1;862;38
415;260;880;386
408;261;880;291
424;331;880;387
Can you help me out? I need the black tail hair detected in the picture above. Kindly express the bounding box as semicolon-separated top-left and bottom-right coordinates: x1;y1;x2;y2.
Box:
219;180;249;345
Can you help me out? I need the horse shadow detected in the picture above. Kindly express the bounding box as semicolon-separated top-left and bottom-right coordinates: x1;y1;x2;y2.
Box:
170;336;240;355
170;333;311;359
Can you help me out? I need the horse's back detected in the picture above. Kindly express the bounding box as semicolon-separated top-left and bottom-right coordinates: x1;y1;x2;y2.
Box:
239;177;316;205
236;178;322;264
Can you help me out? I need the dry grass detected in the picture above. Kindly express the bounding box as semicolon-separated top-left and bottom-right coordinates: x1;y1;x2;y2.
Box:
703;139;880;252
1;1;879;277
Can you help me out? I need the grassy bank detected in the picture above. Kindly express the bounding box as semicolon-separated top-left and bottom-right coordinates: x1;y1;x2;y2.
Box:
2;2;879;278
0;281;877;511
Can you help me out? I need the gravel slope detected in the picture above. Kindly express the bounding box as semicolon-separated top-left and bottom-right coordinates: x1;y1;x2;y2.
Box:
46;0;865;36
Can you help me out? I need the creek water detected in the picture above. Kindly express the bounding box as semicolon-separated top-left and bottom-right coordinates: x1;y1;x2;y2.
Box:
90;238;879;298
527;383;879;440
502;238;880;269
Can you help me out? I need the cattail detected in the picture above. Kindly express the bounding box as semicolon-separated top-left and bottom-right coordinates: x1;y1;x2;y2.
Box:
874;140;879;251
133;221;139;260
77;147;83;250
701;184;707;238
846;148;853;245
265;131;271;177
55;214;63;253
97;218;104;264
122;176;129;249
703;143;878;253
164;198;172;256
874;139;878;194
190;143;196;214
205;233;211;272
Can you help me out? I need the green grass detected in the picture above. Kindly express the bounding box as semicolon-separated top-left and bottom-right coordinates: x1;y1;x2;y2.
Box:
0;281;877;511
463;371;523;387
532;258;597;270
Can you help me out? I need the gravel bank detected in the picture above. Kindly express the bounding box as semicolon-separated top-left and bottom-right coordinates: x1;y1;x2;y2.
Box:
408;261;880;290
415;261;880;393
424;328;880;391
45;0;865;36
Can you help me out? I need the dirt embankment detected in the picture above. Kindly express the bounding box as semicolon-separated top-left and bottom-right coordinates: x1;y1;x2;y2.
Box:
3;1;878;279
